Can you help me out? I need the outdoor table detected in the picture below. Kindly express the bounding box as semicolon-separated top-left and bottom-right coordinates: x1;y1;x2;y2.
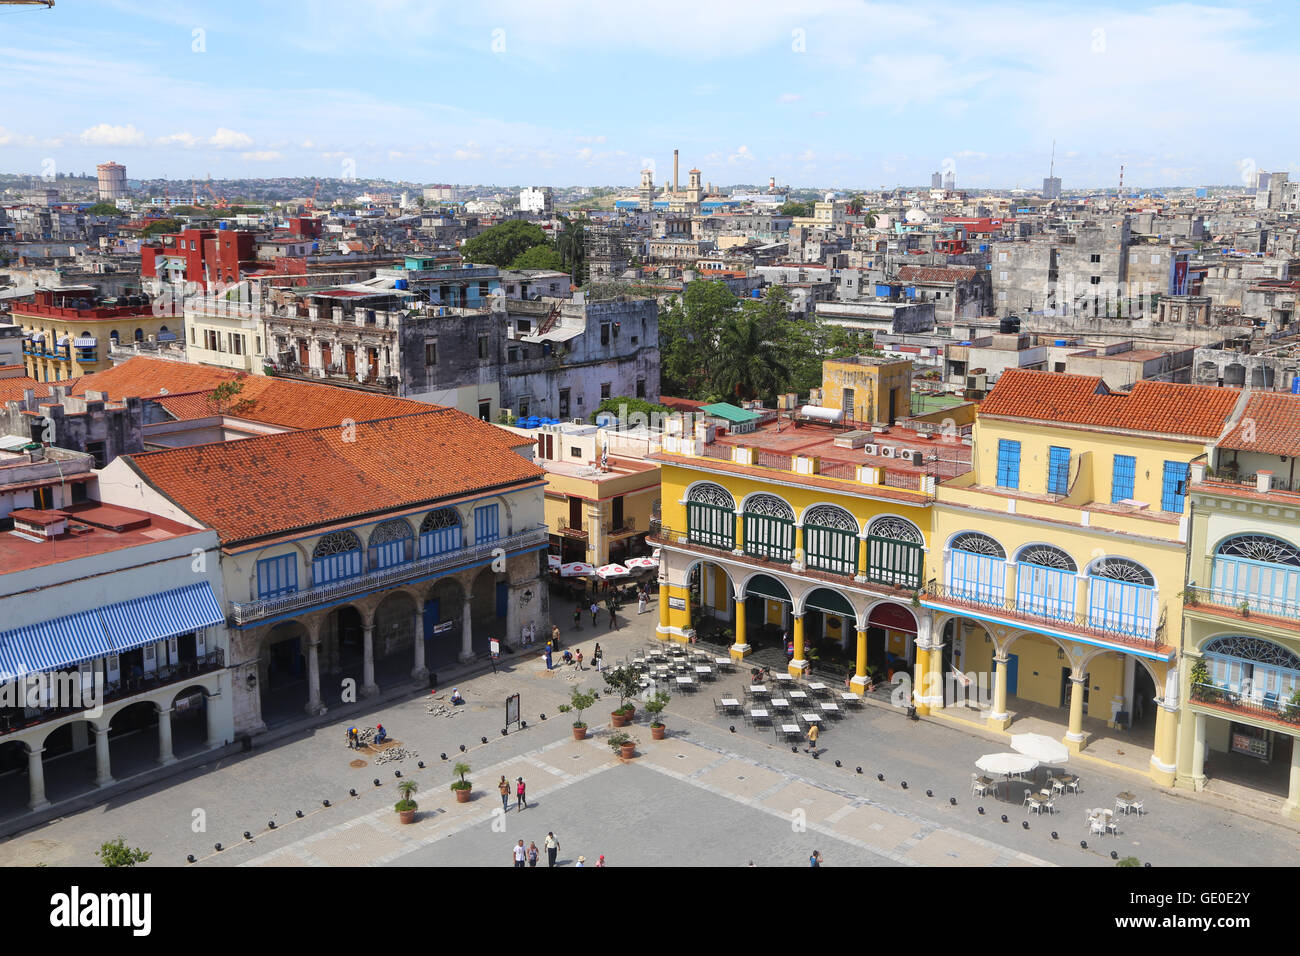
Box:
714;657;732;668
748;708;771;725
778;723;802;742
800;713;822;724
675;676;695;687
1115;792;1138;814
748;685;769;695
720;698;741;708
788;690;809;702
818;702;841;716
770;697;791;712
695;665;713;674
807;681;829;693
772;673;795;682
839;693;863;707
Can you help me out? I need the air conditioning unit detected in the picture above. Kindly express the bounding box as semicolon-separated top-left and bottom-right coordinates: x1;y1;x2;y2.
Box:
862;443;879;456
880;445;896;458
907;450;925;465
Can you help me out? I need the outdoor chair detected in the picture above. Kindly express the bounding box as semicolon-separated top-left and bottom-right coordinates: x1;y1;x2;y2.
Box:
1022;788;1035;809
1065;776;1081;795
971;774;990;798
1050;778;1066;797
1089;816;1107;836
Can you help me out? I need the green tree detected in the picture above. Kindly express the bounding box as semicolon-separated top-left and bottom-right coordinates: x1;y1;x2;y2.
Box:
460;220;549;267
588;396;668;424
141;218;182;238
778;200;814;217
658;279;739;398
556;216;587;284
509;244;565;272
710;287;796;404
207;375;257;417
96;837;150;867
87;202;121;216
846;194;865;215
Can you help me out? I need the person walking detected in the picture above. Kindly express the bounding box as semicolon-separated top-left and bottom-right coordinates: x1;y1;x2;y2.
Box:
573;607;582;631
575;648;584;670
637;590;648;615
527;841;539;867
551;623;561;647
809;849;822;867
544;642;553;670
805;722;820;755
593;642;604;673
545;831;559;867
498;775;511;812
516;776;527;811
513;840;527;867
589;601;599;628
608;601;618;630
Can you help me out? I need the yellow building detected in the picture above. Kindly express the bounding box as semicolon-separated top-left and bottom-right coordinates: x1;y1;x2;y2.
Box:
925;369;1243;786
814;356;913;425
650;385;970;692
15;288;175;382
1176;391;1300;817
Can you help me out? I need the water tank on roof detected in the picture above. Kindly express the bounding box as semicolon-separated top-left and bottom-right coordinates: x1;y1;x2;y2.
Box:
799;405;843;423
218;221;228;230
395;278;408;290
1054;339;1067;346
999;317;1020;333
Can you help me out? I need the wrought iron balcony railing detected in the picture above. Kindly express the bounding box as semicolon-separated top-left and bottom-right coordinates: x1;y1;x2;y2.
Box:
1190;681;1300;727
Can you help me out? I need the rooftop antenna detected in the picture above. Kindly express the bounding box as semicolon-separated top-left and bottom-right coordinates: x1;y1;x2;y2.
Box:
1049;139;1055;181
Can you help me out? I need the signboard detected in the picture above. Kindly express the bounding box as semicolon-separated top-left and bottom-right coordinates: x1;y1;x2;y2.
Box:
505;693;521;729
668;596;686;611
433;620;455;634
490;638;500;658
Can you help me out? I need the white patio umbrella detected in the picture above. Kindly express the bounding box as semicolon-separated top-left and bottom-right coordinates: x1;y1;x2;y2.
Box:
624;556;658;570
560;561;595;578
1010;733;1069;765
595;563;631;580
975;752;1039;777
547;554;562;569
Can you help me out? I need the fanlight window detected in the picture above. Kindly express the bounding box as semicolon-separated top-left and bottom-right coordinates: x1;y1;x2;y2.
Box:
951;532;1005;559
419;508;462;557
687;483;735;509
743;493;794;519
805;504;857;533
314;530;361;558
420;508;460;533
868;516;923;544
1091;557;1154;586
1216;535;1300;567
1203;636;1300;670
1018;545;1076;572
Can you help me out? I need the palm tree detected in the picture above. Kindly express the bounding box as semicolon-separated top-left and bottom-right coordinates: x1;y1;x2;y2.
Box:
709;311;793;404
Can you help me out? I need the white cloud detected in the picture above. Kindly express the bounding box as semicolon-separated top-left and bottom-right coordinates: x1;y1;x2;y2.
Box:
299;139;317;149
209;127;253;149
0;126;38;147
728;145;756;165
452;141;483;161
241;150;283;162
575;134;607;144
157;131;201;148
80;123;146;146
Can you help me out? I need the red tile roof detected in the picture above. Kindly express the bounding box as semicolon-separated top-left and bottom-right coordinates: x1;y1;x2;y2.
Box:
896;265;978;284
123;410;545;544
0;375;55;404
979;369;1240;439
1218;392;1300;457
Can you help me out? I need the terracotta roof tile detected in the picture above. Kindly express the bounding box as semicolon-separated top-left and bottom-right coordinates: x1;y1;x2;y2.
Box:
0;375;54;404
1218;391;1300;457
980;369;1239;439
123;410;544;544
896;265;978;284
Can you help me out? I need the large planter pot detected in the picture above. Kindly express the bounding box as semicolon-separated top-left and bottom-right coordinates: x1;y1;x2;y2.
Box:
611;711;629;728
453;787;472;803
651;724;666;740
398;809;416;824
572;725;587;740
619;742;637;759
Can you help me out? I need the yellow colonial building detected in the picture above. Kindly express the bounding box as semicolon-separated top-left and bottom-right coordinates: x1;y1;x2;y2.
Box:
14;288;174;382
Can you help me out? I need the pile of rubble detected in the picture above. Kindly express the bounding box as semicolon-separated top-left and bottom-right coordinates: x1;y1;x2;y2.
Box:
374;747;417;765
426;699;461;718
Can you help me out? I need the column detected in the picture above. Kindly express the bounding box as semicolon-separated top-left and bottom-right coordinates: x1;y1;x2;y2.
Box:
732;510;744;555
411;608;427;680
789;613;807;677
854;535;869;583
659;588;671;636
729;595;749;660
928;632;945;711
361;623;378;697
1149;698;1177;785
988;654;1011;730
305;639;325;715
459;595;475;663
791;525;804;571
157;706;176;766
1284;738;1300;820
26;746;49;811
93;725;114;788
1190;713;1207;791
849;627;870;695
1064;674;1088;753
206;690;224;748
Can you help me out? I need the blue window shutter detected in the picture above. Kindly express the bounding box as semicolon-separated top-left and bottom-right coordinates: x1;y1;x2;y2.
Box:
996;439;1020;490
1111;455;1136;502
1161;460;1189;513
1047;446;1070;495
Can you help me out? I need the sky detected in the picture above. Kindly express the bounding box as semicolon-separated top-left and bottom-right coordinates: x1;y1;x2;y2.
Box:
0;0;1297;190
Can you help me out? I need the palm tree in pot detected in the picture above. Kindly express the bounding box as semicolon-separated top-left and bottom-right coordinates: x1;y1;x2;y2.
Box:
451;761;472;803
395;779;419;823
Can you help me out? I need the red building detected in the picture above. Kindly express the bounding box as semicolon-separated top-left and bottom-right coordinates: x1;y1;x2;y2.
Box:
141;227;258;291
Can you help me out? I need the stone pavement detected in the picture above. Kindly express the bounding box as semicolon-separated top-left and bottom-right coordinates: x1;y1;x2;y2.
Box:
2;591;1298;867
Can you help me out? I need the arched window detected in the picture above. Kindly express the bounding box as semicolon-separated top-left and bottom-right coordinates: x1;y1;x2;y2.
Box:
312;530;362;584
687;483;736;549
368;519;413;570
1202;636;1300;702
109;329;120;344
419;508;462;557
866;516;924;588
1211;533;1300;617
1016;545;1077;621
742;494;795;562
805;504;859;577
134;328;144;342
1087;557;1155;638
948;533;1005;605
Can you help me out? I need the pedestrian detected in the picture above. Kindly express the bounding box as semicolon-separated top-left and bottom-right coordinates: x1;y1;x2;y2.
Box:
545;831;559;867
589;601;599;627
544;643;553;670
805;722;819;754
593;642;604;672
576;856;585;868
498;775;511;812
513;839;527;868
551;623;561;647
516;776;527;811
575;648;584;670
596;855;606;867
527;841;539;867
608;604;618;630
637;590;648;614
809;849;822;867
573;607;582;631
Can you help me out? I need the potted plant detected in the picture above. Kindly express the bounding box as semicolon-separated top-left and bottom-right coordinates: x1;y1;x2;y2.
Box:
561;688;597;740
646;690;671;740
394;779;419;823
608;731;637;759
450;761;472;803
1238;599;1250;618
604;666;639;727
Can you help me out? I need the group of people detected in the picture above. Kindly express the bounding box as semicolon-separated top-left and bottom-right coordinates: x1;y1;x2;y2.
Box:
346;724;388;749
510;832;604;867
543;641;603;672
498;775;528;812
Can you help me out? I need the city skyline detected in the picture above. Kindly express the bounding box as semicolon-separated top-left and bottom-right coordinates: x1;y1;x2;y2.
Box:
0;0;1296;190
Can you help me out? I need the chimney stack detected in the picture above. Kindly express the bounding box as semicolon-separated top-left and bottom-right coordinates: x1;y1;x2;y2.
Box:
673;150;679;193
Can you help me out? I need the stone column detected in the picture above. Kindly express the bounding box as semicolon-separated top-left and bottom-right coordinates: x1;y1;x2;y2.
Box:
913;642;932;715
789;613;807;677
1190;712;1207;790
849;627;870;695
854;535;869;583
361;622;378;697
26;746;49;811
732;509;744;555
93;725;114;788
459;594;475;663
305;638;325;716
729;597;749;660
659;587;672;636
791;524;805;571
927;631;945;711
206;690;224;748
157;706;176;766
988;654;1011;730
1284;737;1300;821
1149;697;1177;786
411;608;428;680
1064;674;1088;752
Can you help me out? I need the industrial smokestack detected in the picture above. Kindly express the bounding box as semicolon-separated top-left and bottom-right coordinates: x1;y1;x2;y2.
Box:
674;150;679;193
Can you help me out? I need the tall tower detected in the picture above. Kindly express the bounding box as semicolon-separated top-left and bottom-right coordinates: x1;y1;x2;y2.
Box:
673;149;680;194
96;162;126;201
639;168;655;211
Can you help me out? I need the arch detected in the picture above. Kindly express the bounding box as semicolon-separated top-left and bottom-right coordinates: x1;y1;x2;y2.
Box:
312;530;363;584
680;556;737;595
740;572;792;603
1016;543;1077;572
804;502;860;577
1088;555;1154;585
419;507;463;557
801;502;858;533
1086;556;1156;639
1016;543;1078;620
313;529;362;559
948;531;1006;558
109;329;120;344
866;601;917;633
1214;533;1300;566
947;531;1007;604
171;683;215;707
134;328;144;342
741;492;795;520
686;481;737;549
686;481;735;509
1202;635;1300;670
741;493;795;562
868;514;924;545
369;518;414;570
370;518;413;545
800;586;856;618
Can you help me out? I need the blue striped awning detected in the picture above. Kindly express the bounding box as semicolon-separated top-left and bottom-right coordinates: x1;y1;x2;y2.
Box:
0;610;115;682
99;583;225;653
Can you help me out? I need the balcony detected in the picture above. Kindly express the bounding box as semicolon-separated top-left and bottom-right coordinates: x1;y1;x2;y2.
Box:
229;525;549;625
1190;682;1300;729
922;583;1171;655
1184;585;1299;629
555;517;587;540
0;650;225;737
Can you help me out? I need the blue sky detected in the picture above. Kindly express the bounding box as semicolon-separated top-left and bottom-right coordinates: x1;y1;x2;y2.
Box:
0;0;1297;189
